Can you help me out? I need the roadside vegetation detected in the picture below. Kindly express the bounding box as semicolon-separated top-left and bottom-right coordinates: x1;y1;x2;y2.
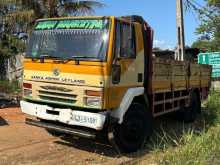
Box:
135;92;220;165
184;0;220;52
0;80;21;94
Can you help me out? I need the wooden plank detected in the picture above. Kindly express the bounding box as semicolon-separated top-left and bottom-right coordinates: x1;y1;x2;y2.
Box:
154;96;189;105
152;58;211;94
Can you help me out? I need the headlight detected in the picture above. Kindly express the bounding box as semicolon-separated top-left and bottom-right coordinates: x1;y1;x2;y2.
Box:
85;97;102;107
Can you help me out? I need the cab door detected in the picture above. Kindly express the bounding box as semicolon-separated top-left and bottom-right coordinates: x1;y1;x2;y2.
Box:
108;20;145;108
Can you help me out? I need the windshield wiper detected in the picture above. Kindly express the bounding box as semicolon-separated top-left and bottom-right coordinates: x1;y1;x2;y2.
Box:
26;54;61;61
70;56;94;59
40;54;61;59
26;54;59;59
39;54;62;63
67;56;97;64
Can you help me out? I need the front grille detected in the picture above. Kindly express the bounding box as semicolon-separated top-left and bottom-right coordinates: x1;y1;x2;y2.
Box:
38;90;77;104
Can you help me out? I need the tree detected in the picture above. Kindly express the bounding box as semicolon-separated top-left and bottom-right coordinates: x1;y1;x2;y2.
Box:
20;0;104;18
187;0;220;51
0;0;104;58
0;0;104;33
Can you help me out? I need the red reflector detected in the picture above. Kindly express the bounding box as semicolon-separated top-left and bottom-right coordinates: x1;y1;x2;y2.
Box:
23;83;32;89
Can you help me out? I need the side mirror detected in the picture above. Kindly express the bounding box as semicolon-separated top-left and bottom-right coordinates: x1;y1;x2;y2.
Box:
112;64;121;84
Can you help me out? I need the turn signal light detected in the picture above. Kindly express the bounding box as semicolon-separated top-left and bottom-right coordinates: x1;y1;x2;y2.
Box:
23;83;32;89
85;90;102;97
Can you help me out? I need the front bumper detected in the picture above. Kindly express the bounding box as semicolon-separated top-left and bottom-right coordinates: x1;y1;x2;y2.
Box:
20;100;107;130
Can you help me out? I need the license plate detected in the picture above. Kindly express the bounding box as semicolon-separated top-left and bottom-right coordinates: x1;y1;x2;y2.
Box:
72;114;98;125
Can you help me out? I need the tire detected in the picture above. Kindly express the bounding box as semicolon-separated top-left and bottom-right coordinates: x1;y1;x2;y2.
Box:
113;103;153;153
197;94;201;114
178;92;199;123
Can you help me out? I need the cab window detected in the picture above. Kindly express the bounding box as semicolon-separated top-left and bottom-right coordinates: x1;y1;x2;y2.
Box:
115;21;136;59
120;23;136;58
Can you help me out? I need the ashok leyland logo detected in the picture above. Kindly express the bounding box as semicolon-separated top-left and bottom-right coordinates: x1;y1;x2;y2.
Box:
53;68;60;76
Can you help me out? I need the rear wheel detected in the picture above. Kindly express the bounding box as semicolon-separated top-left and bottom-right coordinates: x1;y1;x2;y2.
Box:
113;103;153;153
178;92;200;123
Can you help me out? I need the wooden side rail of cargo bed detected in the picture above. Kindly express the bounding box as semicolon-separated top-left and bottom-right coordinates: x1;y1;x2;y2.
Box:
151;90;190;117
149;57;211;117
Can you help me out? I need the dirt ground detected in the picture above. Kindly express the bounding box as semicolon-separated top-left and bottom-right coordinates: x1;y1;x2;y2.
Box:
0;107;134;165
0;107;206;165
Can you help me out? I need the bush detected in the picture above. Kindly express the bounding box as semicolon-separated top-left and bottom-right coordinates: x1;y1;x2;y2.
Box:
205;92;220;126
0;80;21;94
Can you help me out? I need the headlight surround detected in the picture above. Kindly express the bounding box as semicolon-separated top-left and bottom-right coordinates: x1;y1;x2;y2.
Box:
23;88;32;98
84;90;103;108
85;97;102;107
23;82;32;98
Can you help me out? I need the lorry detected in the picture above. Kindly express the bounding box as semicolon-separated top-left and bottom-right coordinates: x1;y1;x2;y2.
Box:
20;15;212;153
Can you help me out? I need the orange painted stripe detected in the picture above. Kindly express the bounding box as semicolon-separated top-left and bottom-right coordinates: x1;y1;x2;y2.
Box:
24;59;107;66
24;61;109;75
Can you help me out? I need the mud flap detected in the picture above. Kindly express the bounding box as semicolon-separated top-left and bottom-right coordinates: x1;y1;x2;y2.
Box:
107;118;121;155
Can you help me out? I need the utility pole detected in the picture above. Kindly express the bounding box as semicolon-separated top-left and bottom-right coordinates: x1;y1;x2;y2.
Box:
176;0;185;61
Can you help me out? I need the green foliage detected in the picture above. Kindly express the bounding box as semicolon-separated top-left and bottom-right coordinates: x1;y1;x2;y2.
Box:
205;92;220;125
160;127;220;165
0;80;21;94
191;0;220;51
158;92;220;165
0;34;25;60
0;0;104;32
191;40;218;52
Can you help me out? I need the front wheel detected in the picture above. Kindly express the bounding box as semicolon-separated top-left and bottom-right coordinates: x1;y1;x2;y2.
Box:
112;103;153;153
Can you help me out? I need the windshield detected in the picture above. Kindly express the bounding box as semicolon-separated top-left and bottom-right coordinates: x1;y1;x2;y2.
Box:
26;19;110;61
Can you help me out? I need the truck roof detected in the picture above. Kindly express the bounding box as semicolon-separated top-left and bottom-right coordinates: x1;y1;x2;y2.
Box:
36;16;114;22
36;15;148;25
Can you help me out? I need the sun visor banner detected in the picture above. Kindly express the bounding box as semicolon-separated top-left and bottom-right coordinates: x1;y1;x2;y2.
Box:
35;19;104;30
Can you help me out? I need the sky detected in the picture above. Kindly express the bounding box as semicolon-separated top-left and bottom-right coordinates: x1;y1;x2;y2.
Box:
95;0;206;49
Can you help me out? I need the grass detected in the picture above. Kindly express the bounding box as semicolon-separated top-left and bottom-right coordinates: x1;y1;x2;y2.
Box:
160;92;220;165
160;125;220;165
135;92;220;165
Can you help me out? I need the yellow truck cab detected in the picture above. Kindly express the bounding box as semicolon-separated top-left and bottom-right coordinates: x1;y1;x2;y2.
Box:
21;15;211;153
